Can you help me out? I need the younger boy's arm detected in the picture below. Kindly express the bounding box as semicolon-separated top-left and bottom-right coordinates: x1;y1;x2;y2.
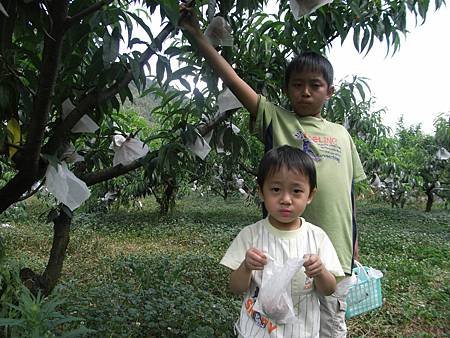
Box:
179;4;259;118
304;254;336;296
229;247;267;295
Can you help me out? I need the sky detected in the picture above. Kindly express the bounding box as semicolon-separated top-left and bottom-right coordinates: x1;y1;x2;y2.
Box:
327;4;450;134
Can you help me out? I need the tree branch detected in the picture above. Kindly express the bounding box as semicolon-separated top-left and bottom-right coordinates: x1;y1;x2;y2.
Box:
65;0;115;29
21;1;68;172
0;1;69;212
0;0;16;53
81;158;146;186
17;180;45;202
78;106;240;187
44;22;175;155
198;109;237;136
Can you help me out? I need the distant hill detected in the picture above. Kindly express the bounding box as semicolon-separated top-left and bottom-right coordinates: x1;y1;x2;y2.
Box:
122;81;160;121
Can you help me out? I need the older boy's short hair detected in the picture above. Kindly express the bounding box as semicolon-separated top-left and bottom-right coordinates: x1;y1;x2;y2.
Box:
257;145;317;190
284;51;334;88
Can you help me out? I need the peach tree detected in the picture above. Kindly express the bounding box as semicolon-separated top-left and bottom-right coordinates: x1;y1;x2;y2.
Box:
0;0;444;294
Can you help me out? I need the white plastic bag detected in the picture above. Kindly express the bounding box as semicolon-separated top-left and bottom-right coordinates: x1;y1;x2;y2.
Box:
253;256;304;323
217;88;243;113
61;142;84;163
186;135;211;160
367;267;383;279
436;147;450;160
110;136;149;166
62;98;99;133
45;162;91;211
290;0;333;19
335;274;357;296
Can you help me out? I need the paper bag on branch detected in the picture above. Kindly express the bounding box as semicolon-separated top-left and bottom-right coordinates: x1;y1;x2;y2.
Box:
187;135;211;160
290;0;333;19
61;142;84;163
218;88;243;113
110;135;149;166
205;16;233;47
62;98;99;133
45;162;91;211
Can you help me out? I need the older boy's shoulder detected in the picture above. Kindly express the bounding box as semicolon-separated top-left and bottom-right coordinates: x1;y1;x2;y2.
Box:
302;219;329;237
323;119;353;136
325;119;349;130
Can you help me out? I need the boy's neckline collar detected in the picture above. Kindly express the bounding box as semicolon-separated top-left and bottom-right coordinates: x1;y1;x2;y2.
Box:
294;114;325;122
263;217;307;239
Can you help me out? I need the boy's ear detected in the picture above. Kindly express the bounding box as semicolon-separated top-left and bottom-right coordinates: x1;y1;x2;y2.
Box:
326;85;335;99
258;186;264;201
307;188;317;204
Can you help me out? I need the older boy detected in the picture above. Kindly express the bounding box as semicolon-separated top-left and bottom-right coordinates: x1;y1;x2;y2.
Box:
180;5;366;337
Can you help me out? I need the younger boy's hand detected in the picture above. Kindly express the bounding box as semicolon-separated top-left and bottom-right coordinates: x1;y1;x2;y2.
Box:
303;254;325;278
244;248;267;271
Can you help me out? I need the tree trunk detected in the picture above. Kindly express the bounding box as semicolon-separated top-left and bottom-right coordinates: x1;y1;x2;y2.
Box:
425;189;434;212
20;209;71;296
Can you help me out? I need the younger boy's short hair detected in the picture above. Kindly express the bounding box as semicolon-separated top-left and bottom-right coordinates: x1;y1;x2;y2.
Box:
257;145;317;190
284;51;334;88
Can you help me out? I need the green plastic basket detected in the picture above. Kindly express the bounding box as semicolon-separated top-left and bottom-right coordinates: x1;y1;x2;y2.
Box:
345;262;383;319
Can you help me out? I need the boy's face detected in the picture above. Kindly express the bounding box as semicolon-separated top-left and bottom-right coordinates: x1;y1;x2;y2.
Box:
285;70;334;117
259;166;315;231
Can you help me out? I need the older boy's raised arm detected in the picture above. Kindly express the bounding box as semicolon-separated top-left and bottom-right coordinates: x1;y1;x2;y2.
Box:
179;4;258;119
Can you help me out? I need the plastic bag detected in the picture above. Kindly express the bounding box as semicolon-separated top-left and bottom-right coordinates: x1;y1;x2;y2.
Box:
186;135;211;160
253;256;304;323
367;267;383;279
110;135;149;166
45;162;91;211
61;142;84;163
335;274;357;296
436;147;450;160
217;88;243;113
62;99;99;133
290;0;333;19
204;16;233;47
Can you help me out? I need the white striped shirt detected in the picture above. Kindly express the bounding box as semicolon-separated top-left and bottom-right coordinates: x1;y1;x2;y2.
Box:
220;217;344;338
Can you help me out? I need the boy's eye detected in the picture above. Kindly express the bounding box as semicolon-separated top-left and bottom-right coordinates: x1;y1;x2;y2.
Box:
293;189;303;194
270;187;280;192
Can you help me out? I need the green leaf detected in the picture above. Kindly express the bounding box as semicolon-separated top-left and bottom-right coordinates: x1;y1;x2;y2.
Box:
129;57;142;90
360;28;370;52
178;78;191;91
159;1;180;24
126;11;154;40
156;55;169;84
0;318;24;326
102;27;121;68
353;25;361;52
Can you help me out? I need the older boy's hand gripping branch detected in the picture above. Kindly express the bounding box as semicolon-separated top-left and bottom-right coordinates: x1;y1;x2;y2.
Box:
179;3;259;118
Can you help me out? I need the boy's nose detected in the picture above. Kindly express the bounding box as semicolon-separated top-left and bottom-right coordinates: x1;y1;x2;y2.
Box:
301;86;311;96
280;193;292;204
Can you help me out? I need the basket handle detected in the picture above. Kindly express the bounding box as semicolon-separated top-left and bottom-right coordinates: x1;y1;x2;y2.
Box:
354;260;370;281
349;261;371;305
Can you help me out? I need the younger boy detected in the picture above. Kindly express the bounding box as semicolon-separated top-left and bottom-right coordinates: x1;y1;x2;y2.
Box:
180;5;366;336
220;145;344;337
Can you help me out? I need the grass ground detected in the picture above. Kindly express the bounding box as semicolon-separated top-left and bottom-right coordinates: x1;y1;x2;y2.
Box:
0;195;449;337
